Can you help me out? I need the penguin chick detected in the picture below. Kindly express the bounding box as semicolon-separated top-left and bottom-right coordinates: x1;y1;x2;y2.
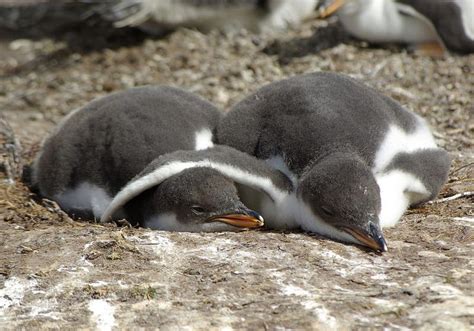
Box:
218;72;451;251
129;167;264;232
100;145;294;231
31;86;287;231
297;149;385;251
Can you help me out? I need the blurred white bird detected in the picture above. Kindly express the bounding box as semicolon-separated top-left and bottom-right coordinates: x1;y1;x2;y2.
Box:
0;0;322;34
319;0;474;54
105;0;321;33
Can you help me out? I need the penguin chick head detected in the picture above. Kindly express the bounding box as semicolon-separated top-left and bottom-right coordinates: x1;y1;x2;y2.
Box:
144;167;264;232
298;152;388;252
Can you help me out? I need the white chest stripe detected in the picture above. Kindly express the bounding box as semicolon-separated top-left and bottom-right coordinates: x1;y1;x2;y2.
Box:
373;122;436;173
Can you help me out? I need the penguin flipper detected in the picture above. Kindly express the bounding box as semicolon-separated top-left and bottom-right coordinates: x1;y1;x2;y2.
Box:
386;148;451;205
100;145;293;223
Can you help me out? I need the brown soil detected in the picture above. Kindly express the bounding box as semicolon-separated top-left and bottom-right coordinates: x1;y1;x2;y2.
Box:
1;19;473;330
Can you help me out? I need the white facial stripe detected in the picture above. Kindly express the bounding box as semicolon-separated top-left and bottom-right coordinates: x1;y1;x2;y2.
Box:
55;182;112;219
100;160;288;223
373;121;437;173
194;128;214;151
376;170;429;228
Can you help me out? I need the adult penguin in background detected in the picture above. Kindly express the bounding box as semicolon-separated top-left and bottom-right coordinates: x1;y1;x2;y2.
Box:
103;0;320;34
319;0;474;54
0;0;321;35
218;72;451;251
32;86;292;231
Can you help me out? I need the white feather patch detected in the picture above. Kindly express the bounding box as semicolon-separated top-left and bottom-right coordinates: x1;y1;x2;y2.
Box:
100;160;288;223
373;122;436;173
56;182;112;219
376;170;430;228
194;128;214;150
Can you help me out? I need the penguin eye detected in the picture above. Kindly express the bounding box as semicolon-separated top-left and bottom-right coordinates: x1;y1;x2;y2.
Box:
191;206;206;215
321;206;335;217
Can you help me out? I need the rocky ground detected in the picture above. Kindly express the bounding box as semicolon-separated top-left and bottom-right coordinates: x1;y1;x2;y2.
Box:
1;17;473;330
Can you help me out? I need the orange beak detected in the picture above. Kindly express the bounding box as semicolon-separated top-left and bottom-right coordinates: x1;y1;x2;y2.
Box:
211;213;264;229
340;223;388;252
319;0;346;18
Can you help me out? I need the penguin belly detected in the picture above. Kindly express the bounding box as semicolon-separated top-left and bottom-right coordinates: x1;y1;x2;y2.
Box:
55;182;114;219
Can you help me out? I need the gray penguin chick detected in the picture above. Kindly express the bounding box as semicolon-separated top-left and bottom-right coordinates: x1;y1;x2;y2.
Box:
32;86;291;231
218;72;450;251
101;146;293;231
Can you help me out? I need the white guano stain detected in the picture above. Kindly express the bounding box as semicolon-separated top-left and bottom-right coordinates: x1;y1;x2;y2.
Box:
88;299;116;331
0;277;38;310
281;284;312;297
129;232;175;254
302;301;338;329
272;271;338;328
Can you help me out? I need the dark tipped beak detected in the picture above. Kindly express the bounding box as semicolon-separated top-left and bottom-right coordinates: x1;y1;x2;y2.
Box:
340;222;388;252
319;0;346;18
209;209;264;229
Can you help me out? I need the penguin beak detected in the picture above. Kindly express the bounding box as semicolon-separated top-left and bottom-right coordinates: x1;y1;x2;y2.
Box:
339;221;388;252
319;0;346;18
209;209;264;229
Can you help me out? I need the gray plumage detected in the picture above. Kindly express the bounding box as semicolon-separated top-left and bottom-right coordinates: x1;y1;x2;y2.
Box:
220;72;418;173
33;86;290;231
104;145;293;229
218;71;450;251
34;86;219;198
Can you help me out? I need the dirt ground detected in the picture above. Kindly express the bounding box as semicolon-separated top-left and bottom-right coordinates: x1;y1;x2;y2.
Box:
1;18;473;330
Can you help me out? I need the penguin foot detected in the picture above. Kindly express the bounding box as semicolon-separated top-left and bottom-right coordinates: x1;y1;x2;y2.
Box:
413;42;446;57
